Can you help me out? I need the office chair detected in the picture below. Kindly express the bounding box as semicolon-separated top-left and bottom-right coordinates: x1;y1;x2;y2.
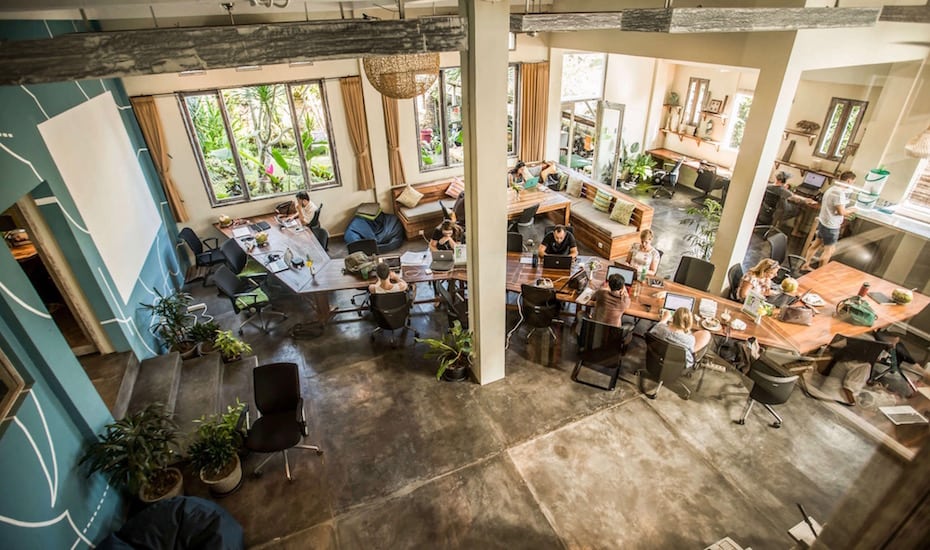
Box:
348;239;380;311
736;353;799;428
515;283;560;341
639;332;695;399
214;265;287;334
446;289;469;330
766;231;805;283
824;333;909;395
244;362;323;481
178;227;226;286
220;239;268;280
571;316;634;391
652;158;683;199
507;232;524;253
308;202;323;229
673;256;716;292
369;291;419;347
440;201;453;222
508;204;539;233
692;163;725;205
875;303;930;369
726;263;744;302
754;188;782;237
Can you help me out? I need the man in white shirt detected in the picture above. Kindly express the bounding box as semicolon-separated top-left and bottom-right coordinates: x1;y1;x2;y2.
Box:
802;171;856;270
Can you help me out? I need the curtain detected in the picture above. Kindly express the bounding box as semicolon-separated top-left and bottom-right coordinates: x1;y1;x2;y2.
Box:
130;96;189;222
381;95;406;186
339;76;375;190
519;61;550;163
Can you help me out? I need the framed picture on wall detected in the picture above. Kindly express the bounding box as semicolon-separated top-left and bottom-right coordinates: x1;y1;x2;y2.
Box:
707;99;723;114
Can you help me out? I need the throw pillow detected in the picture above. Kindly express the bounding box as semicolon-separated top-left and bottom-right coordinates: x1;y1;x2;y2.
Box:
592;189;613;213
527;165;542;177
445;177;465;199
565;176;583;197
397;185;423;209
558;172;569;191
609;199;636;225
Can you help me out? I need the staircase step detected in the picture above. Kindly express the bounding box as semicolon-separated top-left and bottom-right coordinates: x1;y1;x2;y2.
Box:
219;355;259;423
79;351;140;420
127;352;182;417
174;352;224;451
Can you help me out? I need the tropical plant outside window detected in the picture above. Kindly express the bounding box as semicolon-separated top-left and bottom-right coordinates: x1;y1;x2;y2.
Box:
726;92;753;149
560;53;606;102
181;81;338;206
814;97;867;161
682;77;710;127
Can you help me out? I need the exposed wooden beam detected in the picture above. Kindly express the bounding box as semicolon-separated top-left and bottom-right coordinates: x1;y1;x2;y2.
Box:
0;16;466;86
880;4;930;24
512;7;880;34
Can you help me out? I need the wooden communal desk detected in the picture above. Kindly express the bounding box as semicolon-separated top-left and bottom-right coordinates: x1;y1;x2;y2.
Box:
507;186;571;226
646;148;733;180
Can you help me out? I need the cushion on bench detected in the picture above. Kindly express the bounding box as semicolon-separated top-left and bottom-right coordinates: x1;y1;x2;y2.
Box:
399;199;456;223
445;177;465;199
570;201;638;238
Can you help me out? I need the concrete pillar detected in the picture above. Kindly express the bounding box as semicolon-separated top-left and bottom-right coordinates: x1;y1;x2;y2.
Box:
459;0;509;384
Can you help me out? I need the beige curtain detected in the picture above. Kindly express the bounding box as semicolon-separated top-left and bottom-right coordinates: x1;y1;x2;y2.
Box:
339;76;375;190
381;95;406;185
519;61;550;163
130;96;189;222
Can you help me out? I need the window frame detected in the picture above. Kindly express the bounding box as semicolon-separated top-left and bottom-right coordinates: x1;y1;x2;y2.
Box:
178;79;341;208
814;97;868;162
507;63;521;158
560;52;607;103
682;77;710;127
723;91;753;151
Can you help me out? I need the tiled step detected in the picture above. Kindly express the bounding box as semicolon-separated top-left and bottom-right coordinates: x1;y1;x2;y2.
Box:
173;352;223;451
219;355;259;423
127;352;182;417
79;351;140;420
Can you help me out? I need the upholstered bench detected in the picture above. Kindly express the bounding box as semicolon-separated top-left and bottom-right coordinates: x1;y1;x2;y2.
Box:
391;177;464;239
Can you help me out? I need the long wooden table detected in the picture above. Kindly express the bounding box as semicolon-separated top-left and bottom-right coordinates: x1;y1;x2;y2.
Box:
507;186;572;226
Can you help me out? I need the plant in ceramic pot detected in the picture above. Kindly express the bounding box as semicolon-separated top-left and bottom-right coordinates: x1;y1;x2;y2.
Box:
80;402;183;502
214;330;253;363
140;288;198;357
416;321;473;381
187;401;246;496
189;321;220;354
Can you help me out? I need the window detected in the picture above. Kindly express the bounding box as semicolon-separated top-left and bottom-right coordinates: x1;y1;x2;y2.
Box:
415;65;520;171
181;81;338;206
725;92;753;150
560;53;606;102
900;159;930;221
815;97;867;161
682;77;710;127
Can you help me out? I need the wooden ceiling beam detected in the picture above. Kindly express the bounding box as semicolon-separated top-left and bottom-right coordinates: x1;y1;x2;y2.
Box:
0;16;466;86
880;4;930;24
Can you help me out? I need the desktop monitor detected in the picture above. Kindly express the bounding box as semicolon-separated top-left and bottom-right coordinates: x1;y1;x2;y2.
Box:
606;265;636;286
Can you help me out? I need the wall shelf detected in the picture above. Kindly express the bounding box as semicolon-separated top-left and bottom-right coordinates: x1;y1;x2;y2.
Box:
659;128;721;152
700;111;728;121
783;128;818;146
773;159;835;180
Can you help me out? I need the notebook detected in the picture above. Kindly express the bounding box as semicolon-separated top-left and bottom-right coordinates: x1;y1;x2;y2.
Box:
606;264;636;287
265;249;293;274
662;292;696;314
250;221;271;232
430;250;455;271
796;172;827;197
542;254;572;270
232;226;251;238
523;176;540;190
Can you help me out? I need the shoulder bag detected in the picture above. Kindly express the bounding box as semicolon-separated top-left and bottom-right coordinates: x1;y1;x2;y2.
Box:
778;303;814;326
836;296;877;327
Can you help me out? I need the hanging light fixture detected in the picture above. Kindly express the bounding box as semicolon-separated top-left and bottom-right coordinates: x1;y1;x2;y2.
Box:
363;53;440;99
904;124;930;159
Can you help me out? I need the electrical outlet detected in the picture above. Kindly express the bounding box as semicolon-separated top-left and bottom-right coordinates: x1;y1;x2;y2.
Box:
418;229;424;236
598;242;603;249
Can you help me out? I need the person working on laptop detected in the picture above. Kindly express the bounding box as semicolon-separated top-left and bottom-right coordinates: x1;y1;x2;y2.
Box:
539;160;560;189
285;191;318;226
429;220;464;251
650;308;711;369
627;229;661;276
369;263;408;294
801;171;857;271
538;225;578;259
737;258;780;301
508;160;529;187
767;171;817;222
590;273;630;327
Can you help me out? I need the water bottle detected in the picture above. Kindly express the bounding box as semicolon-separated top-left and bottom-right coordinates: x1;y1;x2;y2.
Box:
532;251;539;268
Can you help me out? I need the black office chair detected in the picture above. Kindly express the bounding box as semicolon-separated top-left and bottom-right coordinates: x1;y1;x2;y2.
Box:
736;353;799;428
244;362;323;481
652;158;683;199
875;304;930;368
754;188;782;237
178;227;226;286
220;239;268;280
516;283;560;341
692;162;726;205
214;265;287;334
369;291;418;347
571;316;634;391
348;239;380;310
308;202;323;229
673;256;716;292
726;263;744;302
440;201;453;222
506;232;524;253
508;204;539;233
446;289;469;330
766;231;805;283
639;332;694;399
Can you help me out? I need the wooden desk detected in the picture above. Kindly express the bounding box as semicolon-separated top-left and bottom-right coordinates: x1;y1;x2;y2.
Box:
646;148;733;180
508;187;571;226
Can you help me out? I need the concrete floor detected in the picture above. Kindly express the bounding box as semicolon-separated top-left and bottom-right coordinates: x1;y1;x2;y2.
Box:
178;187;901;548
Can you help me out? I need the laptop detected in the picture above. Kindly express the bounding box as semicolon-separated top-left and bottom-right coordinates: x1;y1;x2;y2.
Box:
542;254;572;270
430;250;455;271
379;255;402;272
662;292;696;314
796;172;827;197
606;264;636;287
265;248;293;274
768;292;799;308
523;176;540;190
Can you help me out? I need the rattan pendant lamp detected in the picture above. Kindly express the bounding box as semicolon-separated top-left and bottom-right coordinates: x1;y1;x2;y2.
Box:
363;53;440;99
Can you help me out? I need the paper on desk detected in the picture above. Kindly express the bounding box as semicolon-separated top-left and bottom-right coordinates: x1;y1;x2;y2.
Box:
232;227;251;238
400;250;430;266
519;256;533;264
788;517;822;546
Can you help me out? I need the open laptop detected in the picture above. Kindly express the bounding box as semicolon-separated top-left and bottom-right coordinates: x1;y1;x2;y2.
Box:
662;292;696;314
379;255;402;272
542;254;572;270
796;172;827;198
265;248;293;274
523;176;540;190
430;250;455;271
606;264;636;287
768;292;799;308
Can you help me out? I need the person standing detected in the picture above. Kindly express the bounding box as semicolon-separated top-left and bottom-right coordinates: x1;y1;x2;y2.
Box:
590;274;631;327
802;171;856;270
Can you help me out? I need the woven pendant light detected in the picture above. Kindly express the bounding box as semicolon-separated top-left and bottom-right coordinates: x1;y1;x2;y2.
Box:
363;53;440;99
904;125;930;159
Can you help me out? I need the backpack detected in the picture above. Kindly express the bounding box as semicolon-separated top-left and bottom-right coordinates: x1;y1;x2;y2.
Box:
836;296;877;327
344;251;376;279
275;200;296;216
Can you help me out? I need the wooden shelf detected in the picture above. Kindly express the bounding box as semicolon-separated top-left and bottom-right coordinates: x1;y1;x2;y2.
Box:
773;159;835;179
701;111;728;121
659;128;721;152
783;128;818;145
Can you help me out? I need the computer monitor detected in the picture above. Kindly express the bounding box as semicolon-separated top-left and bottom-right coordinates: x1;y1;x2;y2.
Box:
606;265;636;286
801;171;827;189
662;292;696;314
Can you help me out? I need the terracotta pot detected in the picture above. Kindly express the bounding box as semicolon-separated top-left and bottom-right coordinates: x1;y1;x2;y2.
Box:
200;454;242;497
138;467;184;503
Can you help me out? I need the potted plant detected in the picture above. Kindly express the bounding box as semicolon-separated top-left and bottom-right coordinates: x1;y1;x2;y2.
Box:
80;402;183;503
214;330;253;363
680;198;722;260
140;288;198;358
416;321;473;381
187;401;246;497
189;320;220;354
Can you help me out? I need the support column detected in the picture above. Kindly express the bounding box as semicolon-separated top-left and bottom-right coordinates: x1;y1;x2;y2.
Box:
460;0;509;384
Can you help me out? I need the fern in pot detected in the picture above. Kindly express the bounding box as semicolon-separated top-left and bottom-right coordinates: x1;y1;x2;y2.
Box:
188;401;246;496
416;321;473;381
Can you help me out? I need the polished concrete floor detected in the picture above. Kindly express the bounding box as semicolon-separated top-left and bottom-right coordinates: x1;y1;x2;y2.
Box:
181;188;900;548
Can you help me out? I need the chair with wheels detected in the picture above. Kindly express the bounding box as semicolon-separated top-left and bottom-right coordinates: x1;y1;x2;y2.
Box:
766;231;805;283
369;291;419;347
440;201;453;222
692;162;725;205
214;265;286;334
736;353;799;428
673;256;716;292
507;232;524;253
308;203;323;229
652;158;683;199
220;239;268;281
348;239;380;311
726;263;744;302
571;316;634;391
638;332;694;399
507;204;539;233
515;283;560;341
178;227;226;286
244;362;323;481
753;188;782;237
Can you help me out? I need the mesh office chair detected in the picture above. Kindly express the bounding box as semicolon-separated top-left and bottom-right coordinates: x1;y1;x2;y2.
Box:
507;232;524;253
245;362;323;481
369;291;419;347
875;303;930;369
766;231;805;283
692;162;726;205
508;204;539;233
214;265;287;334
673;256;716;292
726;263;744;302
308;203;323;229
348;239;380;312
515;283;561;341
639;332;697;399
178;227;226;286
571;316;634;391
736;353;799;428
652;158;683;199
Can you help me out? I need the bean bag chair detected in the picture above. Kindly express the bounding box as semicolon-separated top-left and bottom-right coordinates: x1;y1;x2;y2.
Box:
344;213;405;254
98;496;243;550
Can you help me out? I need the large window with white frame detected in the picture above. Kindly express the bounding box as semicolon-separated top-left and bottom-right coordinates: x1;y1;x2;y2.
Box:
180;81;339;207
898;159;930;222
725;92;753;150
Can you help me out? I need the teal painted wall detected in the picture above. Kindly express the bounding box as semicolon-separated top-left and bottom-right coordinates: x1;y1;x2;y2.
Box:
0;20;183;546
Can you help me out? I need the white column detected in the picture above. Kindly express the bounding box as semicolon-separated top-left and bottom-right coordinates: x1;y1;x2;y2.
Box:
459;0;509;384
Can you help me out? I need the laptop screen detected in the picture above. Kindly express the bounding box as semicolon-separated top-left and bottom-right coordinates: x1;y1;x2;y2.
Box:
663;292;696;313
801;171;827;189
606;265;636;286
524;176;540;190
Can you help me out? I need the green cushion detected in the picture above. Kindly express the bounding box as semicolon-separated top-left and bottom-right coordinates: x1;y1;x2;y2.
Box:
592;189;613;213
558;172;569;191
235;287;269;311
239;259;267;279
609;199;636;225
356;202;383;220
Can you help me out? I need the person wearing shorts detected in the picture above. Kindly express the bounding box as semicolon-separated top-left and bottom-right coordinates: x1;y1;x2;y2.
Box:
802;171;856;270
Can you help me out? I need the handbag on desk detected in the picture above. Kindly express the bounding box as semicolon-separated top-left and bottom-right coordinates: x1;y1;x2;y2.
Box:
779;303;814;325
836;296;877;327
